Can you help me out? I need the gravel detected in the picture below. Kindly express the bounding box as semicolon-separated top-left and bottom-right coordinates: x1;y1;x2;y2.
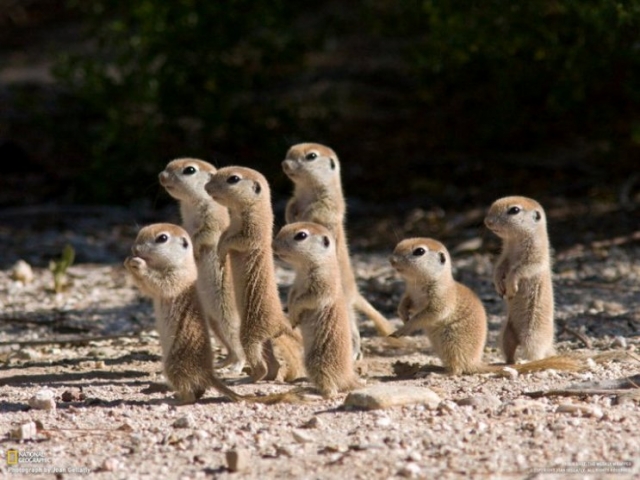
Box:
1;203;639;479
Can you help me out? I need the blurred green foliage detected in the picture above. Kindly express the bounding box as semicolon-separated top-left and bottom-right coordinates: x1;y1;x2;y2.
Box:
364;0;640;150
49;243;75;293
50;1;640;204
52;0;324;203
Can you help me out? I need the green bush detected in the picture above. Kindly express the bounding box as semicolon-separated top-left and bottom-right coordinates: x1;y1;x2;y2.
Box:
53;1;323;203
51;1;640;204
365;0;640;150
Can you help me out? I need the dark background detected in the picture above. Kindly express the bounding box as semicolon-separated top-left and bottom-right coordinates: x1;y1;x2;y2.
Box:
1;1;638;252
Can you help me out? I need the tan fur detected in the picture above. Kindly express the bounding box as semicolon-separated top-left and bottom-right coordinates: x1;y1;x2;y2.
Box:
282;143;399;357
389;238;581;375
123;223;249;402
484;196;555;363
204;166;305;382
124;223;306;405
159;158;245;373
273;222;363;397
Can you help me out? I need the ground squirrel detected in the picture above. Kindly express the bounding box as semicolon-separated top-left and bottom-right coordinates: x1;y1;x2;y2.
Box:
484;196;556;363
282;142;399;357
204;166;305;383
159;158;245;373
124;223;304;404
273;222;363;397
388;238;580;375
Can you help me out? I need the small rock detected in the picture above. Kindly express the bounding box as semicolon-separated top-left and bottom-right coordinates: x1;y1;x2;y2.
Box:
193;429;209;440
61;388;85;402
28;389;56;410
375;416;392;427
398;463;422;478
275;445;293;457
612;336;627;349
11;260;34;284
10;421;37;440
94;360;106;369
438;400;459;413
510;399;548;413
226;449;250;472
456;394;502;411
117;422;134;432
603;302;626;315
173;414;195;429
343;385;441;410
501;367;519;379
556;403;604;419
292;428;315;444
588;299;604;313
101;457;121;472
16;348;42;361
301;417;322;429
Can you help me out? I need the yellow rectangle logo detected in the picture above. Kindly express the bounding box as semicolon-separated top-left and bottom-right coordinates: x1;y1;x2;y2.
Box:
7;450;18;465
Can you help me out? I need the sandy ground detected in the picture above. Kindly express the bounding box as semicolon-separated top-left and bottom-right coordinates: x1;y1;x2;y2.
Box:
0;204;639;479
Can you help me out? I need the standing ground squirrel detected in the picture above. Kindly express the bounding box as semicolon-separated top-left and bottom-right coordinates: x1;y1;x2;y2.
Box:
273;222;363;397
123;223;302;404
282;142;400;357
159;158;245;373
389;237;581;375
484;196;556;363
205;166;305;383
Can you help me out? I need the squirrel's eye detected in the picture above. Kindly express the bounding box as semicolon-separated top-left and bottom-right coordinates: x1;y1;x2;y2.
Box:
182;166;196;175
227;175;241;184
439;252;446;264
294;231;308;241
305;152;318;161
507;206;521;215
412;247;426;256
155;234;169;243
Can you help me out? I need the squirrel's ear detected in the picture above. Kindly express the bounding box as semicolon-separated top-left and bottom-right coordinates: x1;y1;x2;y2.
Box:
322;235;331;248
253;181;262;194
533;210;541;222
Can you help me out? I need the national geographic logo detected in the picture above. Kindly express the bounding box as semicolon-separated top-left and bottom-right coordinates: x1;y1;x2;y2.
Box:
6;450;18;466
5;449;51;465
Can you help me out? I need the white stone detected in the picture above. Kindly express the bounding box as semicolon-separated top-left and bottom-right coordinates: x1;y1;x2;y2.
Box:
344;385;441;410
10;421;37;440
28;389;56;410
173;414;195;429
556;403;604;419
11;260;34;284
226;449;250;472
292;429;315;444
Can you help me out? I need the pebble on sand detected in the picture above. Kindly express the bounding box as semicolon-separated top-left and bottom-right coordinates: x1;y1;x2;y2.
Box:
28;389;56;410
344;385;441;410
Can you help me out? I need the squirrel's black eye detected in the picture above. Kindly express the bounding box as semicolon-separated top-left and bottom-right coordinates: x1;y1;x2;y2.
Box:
439;252;446;264
227;175;241;184
294;231;308;241
182;166;196;175
155;234;169;243
305;152;318;161
507;206;521;215
412;247;426;256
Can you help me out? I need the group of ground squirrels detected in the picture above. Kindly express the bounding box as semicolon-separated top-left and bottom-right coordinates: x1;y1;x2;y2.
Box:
124;142;586;405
